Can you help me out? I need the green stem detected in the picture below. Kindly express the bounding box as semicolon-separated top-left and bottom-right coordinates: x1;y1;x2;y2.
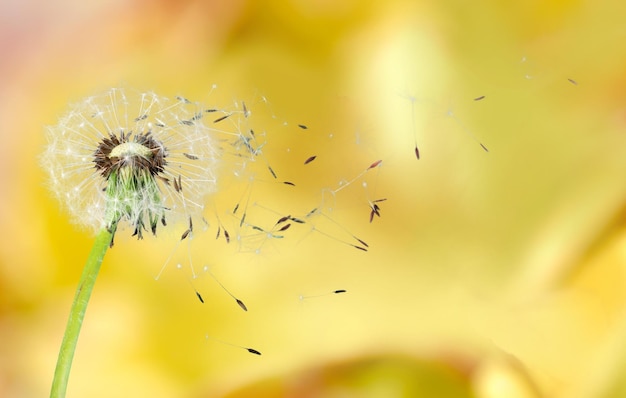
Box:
50;227;115;398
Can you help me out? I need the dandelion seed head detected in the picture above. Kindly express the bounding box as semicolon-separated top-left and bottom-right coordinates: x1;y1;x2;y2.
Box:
41;88;220;236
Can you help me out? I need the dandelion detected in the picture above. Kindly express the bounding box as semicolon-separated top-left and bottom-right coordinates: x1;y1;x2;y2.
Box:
42;88;220;398
42;87;219;239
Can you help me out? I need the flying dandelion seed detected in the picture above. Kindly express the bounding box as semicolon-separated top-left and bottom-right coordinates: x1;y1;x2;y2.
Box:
41;88;220;239
299;289;347;301
205;334;261;355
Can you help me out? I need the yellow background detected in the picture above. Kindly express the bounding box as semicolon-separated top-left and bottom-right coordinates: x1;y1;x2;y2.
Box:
1;0;626;397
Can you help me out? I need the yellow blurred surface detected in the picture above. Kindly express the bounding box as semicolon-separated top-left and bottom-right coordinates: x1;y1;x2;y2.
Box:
2;0;626;397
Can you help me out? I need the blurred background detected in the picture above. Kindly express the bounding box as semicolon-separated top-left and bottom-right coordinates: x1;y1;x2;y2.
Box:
2;0;626;397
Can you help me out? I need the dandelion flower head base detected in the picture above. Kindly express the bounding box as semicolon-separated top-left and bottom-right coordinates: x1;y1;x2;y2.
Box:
42;88;219;238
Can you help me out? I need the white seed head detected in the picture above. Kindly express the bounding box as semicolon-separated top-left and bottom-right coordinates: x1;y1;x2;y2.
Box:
41;88;219;236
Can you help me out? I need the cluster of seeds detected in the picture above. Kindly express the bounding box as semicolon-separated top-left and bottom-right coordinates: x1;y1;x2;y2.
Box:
42;88;220;239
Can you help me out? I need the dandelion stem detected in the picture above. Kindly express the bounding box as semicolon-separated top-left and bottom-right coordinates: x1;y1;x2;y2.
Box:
50;226;115;398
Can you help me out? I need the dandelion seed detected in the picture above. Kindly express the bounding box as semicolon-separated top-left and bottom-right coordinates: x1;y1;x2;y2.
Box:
195;290;205;304
298;124;308;129
176;266;206;304
276;215;290;225
302;209;369;251
232;181;254;229
398;93;420;159
331;159;382;195
299;289;347;300
304;155;317;165
242;101;250;118
203;265;248;311
183;153;199;160
213;114;232;123
444;106;489;153
41;88;219;238
474;95;485;101
180;217;193;240
205;335;261;355
355;237;369;248
367;159;382;170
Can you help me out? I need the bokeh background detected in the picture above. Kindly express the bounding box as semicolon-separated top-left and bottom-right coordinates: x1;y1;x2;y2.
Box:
2;0;626;397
